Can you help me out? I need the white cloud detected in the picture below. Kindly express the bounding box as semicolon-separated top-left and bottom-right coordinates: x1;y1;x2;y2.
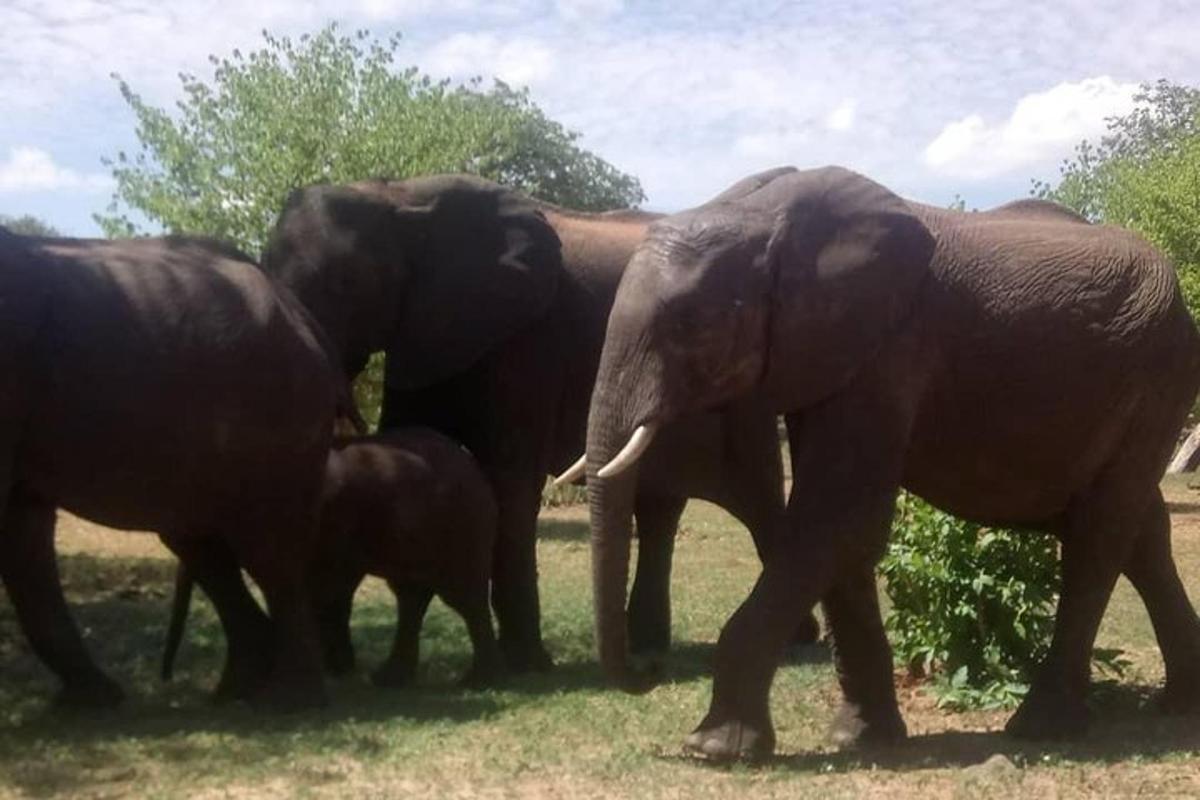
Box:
825;99;856;132
0;147;112;193
554;0;622;22
355;0;493;21
923;76;1139;180
423;32;555;87
5;0;1200;234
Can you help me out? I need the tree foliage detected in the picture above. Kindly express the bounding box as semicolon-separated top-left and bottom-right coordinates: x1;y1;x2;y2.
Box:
97;25;645;254
881;493;1127;710
1033;80;1200;315
98;25;644;428
0;214;60;237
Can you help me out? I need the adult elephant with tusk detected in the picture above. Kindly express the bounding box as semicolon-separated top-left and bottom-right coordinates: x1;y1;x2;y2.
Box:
258;174;817;674
586;165;1200;760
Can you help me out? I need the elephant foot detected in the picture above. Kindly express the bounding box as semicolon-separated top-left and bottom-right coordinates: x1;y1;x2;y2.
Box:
1005;687;1091;740
683;716;775;762
791;612;822;647
371;660;417;689
828;701;907;749
55;672;125;711
500;639;554;674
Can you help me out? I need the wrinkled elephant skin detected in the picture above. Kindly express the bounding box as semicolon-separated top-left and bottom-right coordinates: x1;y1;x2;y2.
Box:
586;166;1200;759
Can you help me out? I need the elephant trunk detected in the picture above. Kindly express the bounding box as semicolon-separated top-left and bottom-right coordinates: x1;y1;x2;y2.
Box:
586;356;667;693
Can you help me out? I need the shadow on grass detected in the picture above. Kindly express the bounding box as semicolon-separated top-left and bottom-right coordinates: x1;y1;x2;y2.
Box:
470;637;830;701
1166;501;1200;515
0;685;506;799
537;517;590;542
661;682;1200;774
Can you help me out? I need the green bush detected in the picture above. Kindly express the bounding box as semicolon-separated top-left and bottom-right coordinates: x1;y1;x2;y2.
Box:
880;493;1127;710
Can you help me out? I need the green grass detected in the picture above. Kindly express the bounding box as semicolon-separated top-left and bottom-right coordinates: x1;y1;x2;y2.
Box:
3;486;1200;798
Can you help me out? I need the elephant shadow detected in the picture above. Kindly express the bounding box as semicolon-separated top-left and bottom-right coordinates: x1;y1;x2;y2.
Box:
662;682;1199;774
536;516;590;542
0;554;505;728
475;638;831;698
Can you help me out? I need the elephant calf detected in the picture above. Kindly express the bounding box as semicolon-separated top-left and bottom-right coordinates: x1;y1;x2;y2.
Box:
166;428;502;689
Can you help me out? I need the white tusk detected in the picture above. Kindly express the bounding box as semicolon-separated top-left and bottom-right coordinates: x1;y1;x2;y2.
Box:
597;424;659;479
552;454;587;487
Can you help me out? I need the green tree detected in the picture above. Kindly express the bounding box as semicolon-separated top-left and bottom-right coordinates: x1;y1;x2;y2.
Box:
1033;80;1200;315
98;25;644;428
0;214;59;236
97;25;644;254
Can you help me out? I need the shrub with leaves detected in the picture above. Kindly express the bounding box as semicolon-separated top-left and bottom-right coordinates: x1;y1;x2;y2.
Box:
881;492;1125;710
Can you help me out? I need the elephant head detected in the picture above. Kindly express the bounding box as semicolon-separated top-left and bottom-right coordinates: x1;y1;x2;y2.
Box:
582;166;936;687
262;175;562;386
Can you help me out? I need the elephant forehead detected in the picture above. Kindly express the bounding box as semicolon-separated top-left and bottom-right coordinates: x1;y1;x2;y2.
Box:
648;213;752;253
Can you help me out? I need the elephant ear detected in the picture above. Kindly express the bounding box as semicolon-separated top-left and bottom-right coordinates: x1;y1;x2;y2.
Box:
763;167;936;402
384;178;563;392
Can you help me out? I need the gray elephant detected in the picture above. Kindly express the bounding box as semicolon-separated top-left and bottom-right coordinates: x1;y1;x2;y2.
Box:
258;175;816;672
0;230;343;709
164;428;502;689
579;166;1200;759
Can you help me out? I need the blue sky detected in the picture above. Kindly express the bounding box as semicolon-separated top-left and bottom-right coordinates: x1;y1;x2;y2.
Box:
3;0;1200;236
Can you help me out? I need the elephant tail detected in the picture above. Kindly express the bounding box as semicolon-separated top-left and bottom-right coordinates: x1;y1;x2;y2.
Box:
161;561;194;681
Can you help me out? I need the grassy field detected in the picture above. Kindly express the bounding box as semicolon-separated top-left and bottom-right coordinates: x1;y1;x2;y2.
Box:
3;480;1200;798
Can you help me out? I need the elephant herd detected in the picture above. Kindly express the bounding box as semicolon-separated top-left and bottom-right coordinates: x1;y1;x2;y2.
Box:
2;165;1200;760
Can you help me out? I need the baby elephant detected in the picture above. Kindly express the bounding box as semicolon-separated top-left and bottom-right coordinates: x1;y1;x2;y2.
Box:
164;428;502;689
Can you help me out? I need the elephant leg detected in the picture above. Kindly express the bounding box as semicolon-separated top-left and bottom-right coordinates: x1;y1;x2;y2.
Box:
0;490;123;708
718;411;821;648
628;493;685;656
159;533;273;701
685;398;909;762
372;582;433;688
1006;480;1142;740
1121;488;1200;714
737;508;822;648
315;571;363;677
227;511;326;711
490;473;552;673
687;506;897;760
822;566;905;747
441;583;503;688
